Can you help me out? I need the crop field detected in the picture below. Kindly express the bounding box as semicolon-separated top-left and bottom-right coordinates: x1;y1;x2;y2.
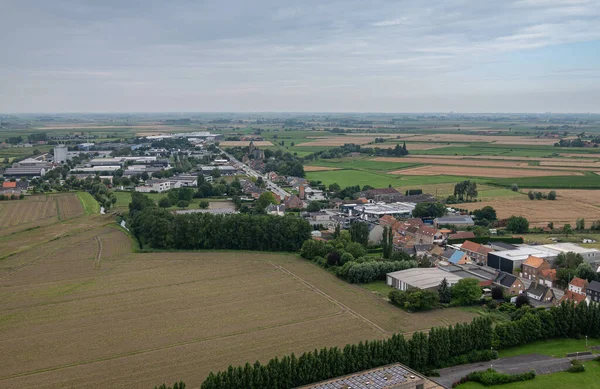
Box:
390;165;583;178
304;165;342;171
460;189;600;227
0;196;57;228
0;225;476;389
56;194;85;219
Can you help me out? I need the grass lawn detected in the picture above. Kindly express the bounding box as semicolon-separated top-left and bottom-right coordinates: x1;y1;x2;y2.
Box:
498;338;600;359
360;281;395;298
310;158;421;171
489;173;600;189
306;169;402;187
76;192;100;214
113;191;133;209
457;360;600;389
477;188;525;199
522;233;600;249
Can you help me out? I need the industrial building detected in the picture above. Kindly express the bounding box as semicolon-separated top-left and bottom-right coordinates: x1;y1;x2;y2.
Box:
348;202;416;220
386;264;495;291
487;245;560;273
53;144;68;163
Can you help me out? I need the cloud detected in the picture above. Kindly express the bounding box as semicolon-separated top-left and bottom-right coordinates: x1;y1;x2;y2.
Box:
0;0;599;112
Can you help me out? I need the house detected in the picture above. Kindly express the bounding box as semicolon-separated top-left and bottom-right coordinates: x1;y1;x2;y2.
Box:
448;250;468;265
494;272;525;295
414;244;434;257
2;181;17;189
358;187;403;202
367;223;384;245
521;255;551;281
586;281;600;303
559;290;588;306
265;204;285;216
284;195;304;209
434;215;474;228
569;277;588;295
414;226;437;245
526;283;556;303
539;268;557;288
448;231;476;240
379;215;399;229
460;240;494;264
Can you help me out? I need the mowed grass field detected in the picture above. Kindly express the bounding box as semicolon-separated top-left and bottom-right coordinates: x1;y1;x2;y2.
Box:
0;224;476;389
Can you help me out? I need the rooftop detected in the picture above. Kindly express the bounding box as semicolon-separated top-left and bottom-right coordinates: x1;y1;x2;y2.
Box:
495;272;519;288
541;243;600;255
435;215;474;224
387;267;463;289
570;277;588;289
492;245;560;262
298;363;431;389
523;255;547;268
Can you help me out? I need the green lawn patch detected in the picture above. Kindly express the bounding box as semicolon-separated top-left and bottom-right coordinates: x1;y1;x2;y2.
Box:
498;338;600;359
360;281;395;297
489;173;600;189
457;360;600;389
310;158;421;171
76;192;100;214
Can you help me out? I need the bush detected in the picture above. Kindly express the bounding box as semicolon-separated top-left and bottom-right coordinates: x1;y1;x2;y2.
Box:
389;289;439;312
568;360;585;373
198;200;209;209
176;200;190;208
452;368;535;387
444;350;497;370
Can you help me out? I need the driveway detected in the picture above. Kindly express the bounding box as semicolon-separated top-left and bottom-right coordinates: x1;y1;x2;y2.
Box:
435;353;596;388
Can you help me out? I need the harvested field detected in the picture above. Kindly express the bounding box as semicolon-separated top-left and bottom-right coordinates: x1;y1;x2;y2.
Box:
390;165;583;178
400;134;558;145
0;227;475;389
460;189;600;227
297;136;392;146
219;140;273;147
374;143;460;150
304;165;341;172
0;196;57;228
56;194;85;220
561;153;600;158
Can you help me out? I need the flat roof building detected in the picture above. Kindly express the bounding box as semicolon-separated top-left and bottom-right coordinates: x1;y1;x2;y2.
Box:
540;243;600;263
352;202;416;219
487;245;561;273
297;363;441;389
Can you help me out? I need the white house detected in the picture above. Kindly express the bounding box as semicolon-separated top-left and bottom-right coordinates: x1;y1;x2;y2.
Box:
135;180;171;193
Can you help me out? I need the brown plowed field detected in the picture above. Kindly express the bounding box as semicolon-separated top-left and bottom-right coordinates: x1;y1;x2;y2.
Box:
460;189;600;227
390;165;583;178
219;140;273;147
304;166;341;172
396;134;558;145
56;194;85;219
0;196;57;228
0;227;475;389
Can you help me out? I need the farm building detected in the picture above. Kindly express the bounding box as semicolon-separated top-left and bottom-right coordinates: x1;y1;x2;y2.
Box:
351;202;416;219
486;245;560;274
3;166;48;177
297;363;437;389
386;264;494;291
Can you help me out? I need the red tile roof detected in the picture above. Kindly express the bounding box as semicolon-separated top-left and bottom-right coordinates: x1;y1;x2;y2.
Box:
540;268;556;281
461;240;481;252
523;255;546;268
417;226;437;236
2;182;16;188
560;291;587;305
449;231;476;240
570;277;588;289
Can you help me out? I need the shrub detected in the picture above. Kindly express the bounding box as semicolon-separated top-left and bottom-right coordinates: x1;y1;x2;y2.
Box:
568;360;585;373
452;368;535;387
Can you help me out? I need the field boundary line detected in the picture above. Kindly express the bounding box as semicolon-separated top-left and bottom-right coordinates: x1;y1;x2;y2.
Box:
93;236;103;269
270;262;389;335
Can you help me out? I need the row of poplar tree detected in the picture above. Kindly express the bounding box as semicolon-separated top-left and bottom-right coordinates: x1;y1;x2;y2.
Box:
195;302;600;389
129;193;311;251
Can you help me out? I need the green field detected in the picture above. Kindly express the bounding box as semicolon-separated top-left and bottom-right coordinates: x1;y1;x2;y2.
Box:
457;360;600;389
489;173;600;189
310;158;421;171
498;338;600;359
76;192;100;214
360;281;395;297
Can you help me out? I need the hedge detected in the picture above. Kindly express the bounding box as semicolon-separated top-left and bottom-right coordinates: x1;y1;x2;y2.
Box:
452;369;535;387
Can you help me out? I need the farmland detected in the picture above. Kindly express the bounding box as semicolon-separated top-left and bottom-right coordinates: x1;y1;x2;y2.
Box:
0;224;476;389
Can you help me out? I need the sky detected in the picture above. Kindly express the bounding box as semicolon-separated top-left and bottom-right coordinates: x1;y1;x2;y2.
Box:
2;0;600;113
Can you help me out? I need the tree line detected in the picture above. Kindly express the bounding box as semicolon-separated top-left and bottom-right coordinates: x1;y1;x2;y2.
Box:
158;302;600;389
129;193;310;251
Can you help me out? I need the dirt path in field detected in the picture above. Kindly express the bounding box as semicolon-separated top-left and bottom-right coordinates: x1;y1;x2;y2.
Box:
93;236;103;269
270;262;389;335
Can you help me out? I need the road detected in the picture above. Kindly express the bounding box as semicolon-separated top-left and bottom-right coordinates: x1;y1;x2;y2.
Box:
219;147;291;199
436;353;596;388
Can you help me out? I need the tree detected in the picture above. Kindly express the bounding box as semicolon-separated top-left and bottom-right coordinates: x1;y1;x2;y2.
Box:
491;286;504;300
451;278;481;306
177;200;189;208
389;289;438;311
556;268;574;289
198;200;209;209
328;183;340;192
473;206;497;221
349;222;369;246
576;262;596;282
333;224;341;239
515;294;531;309
211;168;221;178
306;201;321;212
528;191;535;200
576;218;585;231
564;223;573;237
326;251;341;267
158;197;172;208
547;191;557;200
506;216;529;233
511;184;519;192
535;191;543;200
438;278;452;304
412;202;446;218
381;226;394;259
454;180;478;201
256;192;277;210
548;222;554;230
556;251;583;269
